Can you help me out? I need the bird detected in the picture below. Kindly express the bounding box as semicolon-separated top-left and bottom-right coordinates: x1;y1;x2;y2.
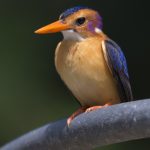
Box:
35;6;133;126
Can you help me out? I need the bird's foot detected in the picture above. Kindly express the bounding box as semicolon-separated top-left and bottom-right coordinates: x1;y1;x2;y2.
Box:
67;103;111;126
85;103;111;113
67;106;87;126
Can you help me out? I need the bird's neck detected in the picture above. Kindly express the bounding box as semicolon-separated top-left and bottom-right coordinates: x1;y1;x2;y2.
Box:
61;28;107;42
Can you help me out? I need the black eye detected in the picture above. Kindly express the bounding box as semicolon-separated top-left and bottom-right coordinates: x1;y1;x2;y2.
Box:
75;17;86;26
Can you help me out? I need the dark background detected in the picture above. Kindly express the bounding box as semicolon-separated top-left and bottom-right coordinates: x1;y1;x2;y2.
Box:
0;0;150;149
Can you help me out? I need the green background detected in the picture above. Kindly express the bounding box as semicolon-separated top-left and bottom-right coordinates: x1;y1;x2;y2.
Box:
0;0;150;149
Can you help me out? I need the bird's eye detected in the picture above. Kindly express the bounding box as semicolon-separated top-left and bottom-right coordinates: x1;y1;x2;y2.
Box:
75;17;86;26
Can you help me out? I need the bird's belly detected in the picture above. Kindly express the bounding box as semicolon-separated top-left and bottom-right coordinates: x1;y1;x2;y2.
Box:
55;40;120;106
61;65;120;106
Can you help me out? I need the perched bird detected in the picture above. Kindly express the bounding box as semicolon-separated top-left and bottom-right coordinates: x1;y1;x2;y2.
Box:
35;6;133;125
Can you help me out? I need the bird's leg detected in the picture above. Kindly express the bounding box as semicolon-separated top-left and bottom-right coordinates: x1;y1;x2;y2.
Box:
85;103;111;113
67;106;87;126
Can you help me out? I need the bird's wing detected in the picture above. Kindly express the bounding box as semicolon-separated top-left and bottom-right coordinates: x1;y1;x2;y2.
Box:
102;39;133;102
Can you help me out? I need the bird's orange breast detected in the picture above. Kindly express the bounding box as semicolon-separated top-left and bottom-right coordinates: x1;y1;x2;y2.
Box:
55;37;120;106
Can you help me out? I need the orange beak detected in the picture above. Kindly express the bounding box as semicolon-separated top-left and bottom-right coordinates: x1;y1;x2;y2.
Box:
35;20;70;34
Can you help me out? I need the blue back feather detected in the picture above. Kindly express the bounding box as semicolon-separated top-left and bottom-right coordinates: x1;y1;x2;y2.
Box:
60;6;89;19
104;39;133;101
105;40;129;78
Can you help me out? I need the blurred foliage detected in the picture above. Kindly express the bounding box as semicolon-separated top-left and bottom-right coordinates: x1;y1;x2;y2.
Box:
0;0;150;149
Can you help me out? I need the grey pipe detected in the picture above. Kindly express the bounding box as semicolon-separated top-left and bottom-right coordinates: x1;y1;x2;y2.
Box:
1;99;150;150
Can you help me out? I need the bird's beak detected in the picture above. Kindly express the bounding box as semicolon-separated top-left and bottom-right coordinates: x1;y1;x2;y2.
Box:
35;20;70;34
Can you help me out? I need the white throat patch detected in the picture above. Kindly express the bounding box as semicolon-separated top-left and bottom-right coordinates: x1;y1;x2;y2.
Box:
62;30;84;41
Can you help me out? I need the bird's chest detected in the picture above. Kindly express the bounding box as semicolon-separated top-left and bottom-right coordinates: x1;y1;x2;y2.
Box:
55;39;106;84
55;39;119;105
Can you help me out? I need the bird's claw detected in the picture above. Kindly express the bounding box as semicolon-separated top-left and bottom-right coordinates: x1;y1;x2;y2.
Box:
67;106;87;126
85;103;111;113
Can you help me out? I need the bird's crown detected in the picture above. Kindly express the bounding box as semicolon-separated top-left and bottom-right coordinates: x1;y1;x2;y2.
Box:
60;6;89;20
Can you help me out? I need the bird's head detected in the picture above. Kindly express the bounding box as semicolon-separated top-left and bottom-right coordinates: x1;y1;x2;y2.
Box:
35;6;103;40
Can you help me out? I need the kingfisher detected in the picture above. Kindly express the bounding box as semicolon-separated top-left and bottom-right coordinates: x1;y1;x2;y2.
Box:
35;6;133;126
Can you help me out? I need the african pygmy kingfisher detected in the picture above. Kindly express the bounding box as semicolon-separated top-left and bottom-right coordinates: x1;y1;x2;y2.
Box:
35;6;133;126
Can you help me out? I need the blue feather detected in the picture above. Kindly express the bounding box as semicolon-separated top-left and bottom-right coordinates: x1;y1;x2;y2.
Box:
105;40;129;78
60;6;89;19
104;39;133;101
